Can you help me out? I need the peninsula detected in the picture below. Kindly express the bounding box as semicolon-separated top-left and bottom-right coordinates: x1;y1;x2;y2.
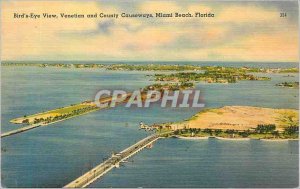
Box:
160;106;299;140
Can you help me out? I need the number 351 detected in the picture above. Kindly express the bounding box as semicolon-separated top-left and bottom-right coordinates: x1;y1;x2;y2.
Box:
280;12;287;17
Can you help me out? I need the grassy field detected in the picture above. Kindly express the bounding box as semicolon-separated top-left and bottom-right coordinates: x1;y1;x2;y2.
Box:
11;103;96;124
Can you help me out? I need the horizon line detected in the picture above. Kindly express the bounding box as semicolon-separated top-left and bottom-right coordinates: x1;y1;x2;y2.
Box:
1;60;299;64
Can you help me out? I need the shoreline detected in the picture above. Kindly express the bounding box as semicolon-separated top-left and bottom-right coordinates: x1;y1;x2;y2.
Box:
173;135;298;141
214;136;251;141
169;106;299;133
174;135;209;140
260;138;299;142
1;107;102;138
10;103;98;124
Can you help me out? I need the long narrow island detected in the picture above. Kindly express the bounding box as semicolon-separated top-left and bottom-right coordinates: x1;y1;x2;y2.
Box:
2;97;112;138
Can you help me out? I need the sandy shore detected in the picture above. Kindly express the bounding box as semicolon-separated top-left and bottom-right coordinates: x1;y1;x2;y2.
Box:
260;138;298;142
174;135;209;140
175;136;250;141
173;136;298;142
215;136;250;141
171;106;298;131
2;107;101;138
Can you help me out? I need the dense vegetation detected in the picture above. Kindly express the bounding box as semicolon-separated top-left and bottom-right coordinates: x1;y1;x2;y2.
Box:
106;64;202;71
2;62;298;73
22;105;98;125
143;82;194;91
276;82;299;88
173;124;299;139
154;69;270;84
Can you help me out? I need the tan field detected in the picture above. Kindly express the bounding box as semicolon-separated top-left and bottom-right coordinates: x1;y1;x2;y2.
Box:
171;106;299;131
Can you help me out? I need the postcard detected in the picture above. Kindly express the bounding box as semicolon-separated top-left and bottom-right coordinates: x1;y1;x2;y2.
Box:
1;0;299;188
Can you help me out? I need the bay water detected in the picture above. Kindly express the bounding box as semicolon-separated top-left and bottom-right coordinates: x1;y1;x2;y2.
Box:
1;62;298;187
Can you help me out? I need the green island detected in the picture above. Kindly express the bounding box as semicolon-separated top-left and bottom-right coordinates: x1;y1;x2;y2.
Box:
143;82;195;91
276;82;299;88
11;101;99;125
154;70;270;84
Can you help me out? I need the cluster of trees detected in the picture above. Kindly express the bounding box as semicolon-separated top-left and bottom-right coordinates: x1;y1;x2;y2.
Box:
255;124;276;133
174;123;299;139
174;128;251;137
223;129;251;137
51;106;97;123
22;119;29;124
23;106;97;125
106;64;202;71
33;117;45;124
154;70;270;84
180;82;194;89
144;82;194;91
284;126;299;135
174;128;205;135
276;111;299;136
276;82;299;88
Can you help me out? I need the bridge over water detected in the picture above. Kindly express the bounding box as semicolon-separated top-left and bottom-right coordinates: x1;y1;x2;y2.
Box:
1;94;131;138
64;131;173;188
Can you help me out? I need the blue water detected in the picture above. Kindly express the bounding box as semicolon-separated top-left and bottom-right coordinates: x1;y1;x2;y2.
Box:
1;63;299;188
91;138;299;188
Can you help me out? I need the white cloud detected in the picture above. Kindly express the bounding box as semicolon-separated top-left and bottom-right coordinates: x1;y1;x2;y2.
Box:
1;1;298;62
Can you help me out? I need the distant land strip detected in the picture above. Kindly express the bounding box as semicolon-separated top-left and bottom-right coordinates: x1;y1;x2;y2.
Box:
2;62;299;73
